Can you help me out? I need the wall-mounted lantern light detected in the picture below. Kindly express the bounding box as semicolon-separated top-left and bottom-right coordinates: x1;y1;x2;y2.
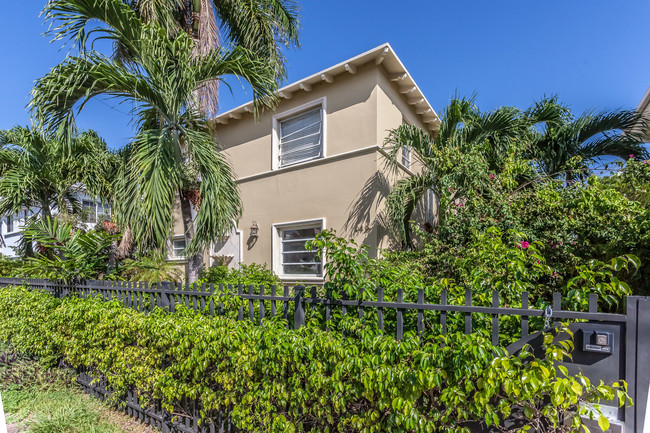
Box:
250;221;259;237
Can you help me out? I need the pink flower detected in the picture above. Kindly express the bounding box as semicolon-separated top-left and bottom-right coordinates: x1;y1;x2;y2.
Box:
489;174;495;180
459;203;465;208
630;154;635;159
518;241;530;249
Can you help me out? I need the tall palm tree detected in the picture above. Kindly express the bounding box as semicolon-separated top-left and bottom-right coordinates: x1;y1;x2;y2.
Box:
382;96;523;248
0;126;116;221
120;0;300;115
524;97;649;182
32;0;278;281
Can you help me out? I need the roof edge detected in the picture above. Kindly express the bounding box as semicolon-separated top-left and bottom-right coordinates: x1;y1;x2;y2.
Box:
212;43;440;130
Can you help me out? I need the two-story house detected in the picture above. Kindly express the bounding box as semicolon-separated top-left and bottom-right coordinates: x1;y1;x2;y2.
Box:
172;44;439;282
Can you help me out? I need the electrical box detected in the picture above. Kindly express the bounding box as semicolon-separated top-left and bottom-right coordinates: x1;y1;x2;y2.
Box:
582;330;614;354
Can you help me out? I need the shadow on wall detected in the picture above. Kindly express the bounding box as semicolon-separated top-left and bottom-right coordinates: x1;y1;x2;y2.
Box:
342;171;401;256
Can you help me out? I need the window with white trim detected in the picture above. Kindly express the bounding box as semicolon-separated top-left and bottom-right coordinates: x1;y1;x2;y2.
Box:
279;107;323;167
82;200;97;223
279;223;322;276
402;146;412;169
172;238;186;258
5;215;14;233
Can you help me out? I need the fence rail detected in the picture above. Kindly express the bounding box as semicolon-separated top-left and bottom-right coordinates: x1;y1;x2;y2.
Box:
0;277;625;344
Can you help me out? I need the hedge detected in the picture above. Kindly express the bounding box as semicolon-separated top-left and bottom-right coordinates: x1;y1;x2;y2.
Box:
0;286;628;433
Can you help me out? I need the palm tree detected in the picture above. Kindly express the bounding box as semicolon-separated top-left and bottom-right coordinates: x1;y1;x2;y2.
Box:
0;126;116;222
524;97;649;182
382;96;523;248
32;0;278;281
119;0;300;115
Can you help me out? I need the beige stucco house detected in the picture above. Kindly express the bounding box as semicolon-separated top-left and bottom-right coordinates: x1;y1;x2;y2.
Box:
171;44;440;282
636;86;650;141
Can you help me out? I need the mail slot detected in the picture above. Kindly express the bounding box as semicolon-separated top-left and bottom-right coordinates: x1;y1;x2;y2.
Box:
582;330;614;354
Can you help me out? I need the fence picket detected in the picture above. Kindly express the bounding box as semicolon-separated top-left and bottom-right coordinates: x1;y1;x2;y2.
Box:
270;285;277;317
209;283;215;317
358;287;365;320
440;290;447;334
282;286;290;328
491;291;499;347
553;292;562;325
238;285;244;321
396;288;404;340
464;289;472;335
589;293;598;313
248;285;254;321
377;287;384;331
417;289;424;338
260;285;266;323
522;292;529;338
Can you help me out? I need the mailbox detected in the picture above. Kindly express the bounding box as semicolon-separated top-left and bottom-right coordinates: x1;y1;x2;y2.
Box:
582;330;614;354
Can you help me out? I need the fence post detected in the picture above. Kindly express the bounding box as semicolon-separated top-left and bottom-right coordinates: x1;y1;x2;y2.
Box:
294;286;305;330
625;296;650;432
396;288;404;340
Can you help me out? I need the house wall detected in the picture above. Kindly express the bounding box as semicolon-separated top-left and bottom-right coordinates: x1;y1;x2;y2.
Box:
216;64;380;178
175;60;437;281
0;195;107;258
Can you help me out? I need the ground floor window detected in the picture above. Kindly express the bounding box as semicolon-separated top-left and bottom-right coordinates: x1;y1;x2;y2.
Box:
172;238;186;258
276;220;323;277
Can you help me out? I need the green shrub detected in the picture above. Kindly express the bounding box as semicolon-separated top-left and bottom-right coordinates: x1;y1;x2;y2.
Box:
0;255;22;277
0;286;628;433
198;263;280;288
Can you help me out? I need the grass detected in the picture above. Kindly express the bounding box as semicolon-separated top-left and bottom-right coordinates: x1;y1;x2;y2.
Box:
0;345;154;433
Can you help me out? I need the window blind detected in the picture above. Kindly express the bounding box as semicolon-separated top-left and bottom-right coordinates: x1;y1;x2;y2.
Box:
279;108;323;167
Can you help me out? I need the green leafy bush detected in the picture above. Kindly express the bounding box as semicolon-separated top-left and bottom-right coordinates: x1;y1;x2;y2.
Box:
198;263;280;288
19;217;119;282
0;255;22;277
0;286;628;433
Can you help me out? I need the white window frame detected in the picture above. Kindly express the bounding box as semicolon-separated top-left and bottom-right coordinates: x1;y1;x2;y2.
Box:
5;215;17;234
82;200;98;224
272;97;327;170
170;236;187;260
272;218;325;281
402;145;412;170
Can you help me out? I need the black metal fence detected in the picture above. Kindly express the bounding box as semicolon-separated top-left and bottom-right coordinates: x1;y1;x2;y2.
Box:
0;278;627;343
0;277;648;433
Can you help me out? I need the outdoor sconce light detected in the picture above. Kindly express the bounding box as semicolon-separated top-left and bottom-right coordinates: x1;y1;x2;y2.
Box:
250;221;259;238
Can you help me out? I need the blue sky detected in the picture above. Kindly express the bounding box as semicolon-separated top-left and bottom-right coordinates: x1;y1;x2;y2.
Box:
1;1;649;149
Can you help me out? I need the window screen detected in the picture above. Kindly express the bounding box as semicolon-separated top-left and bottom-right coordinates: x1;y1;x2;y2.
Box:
279;224;322;276
279;107;323;167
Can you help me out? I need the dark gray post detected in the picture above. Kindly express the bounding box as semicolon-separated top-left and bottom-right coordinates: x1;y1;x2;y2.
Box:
396;288;404;340
237;284;244;321
377;287;384;331
491;291;499;346
294;286;305;330
464;289;472;334
625;296;650;432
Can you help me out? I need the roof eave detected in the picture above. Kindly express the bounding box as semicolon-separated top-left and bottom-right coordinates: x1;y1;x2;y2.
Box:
211;43;440;131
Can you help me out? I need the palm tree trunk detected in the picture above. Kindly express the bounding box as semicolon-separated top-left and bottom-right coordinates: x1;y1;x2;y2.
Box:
180;192;203;282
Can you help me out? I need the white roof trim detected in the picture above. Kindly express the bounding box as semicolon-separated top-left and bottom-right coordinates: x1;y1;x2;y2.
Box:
212;43;440;131
637;86;650;116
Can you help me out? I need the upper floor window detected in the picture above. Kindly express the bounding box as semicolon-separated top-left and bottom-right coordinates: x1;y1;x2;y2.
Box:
402;145;412;170
277;105;324;168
